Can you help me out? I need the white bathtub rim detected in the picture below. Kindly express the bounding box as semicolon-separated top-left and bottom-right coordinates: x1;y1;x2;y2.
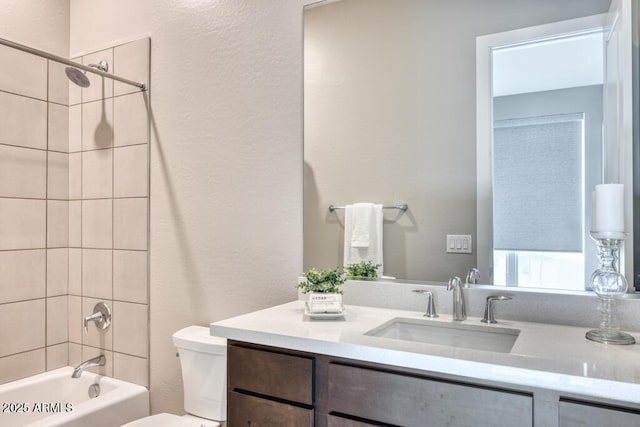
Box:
0;366;149;427
0;366;146;393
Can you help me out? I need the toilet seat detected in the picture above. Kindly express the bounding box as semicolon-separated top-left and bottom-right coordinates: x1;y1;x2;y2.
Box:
122;413;221;427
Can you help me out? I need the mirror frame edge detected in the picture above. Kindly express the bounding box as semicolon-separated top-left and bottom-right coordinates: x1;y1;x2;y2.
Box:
632;0;640;290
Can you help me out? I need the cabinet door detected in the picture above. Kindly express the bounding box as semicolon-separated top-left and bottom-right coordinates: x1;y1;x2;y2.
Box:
559;399;640;427
327;414;379;427
228;391;313;427
229;344;314;405
328;363;532;427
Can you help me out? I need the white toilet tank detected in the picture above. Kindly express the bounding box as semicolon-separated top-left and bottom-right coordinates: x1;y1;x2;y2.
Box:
172;326;227;422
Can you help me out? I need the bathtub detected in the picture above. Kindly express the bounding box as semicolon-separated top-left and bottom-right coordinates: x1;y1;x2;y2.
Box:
0;367;149;427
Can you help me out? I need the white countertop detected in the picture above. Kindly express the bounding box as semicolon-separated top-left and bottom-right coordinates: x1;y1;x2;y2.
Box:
210;300;640;404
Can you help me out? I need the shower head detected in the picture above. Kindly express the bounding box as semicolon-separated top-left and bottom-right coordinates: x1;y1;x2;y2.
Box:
65;67;90;87
65;60;110;88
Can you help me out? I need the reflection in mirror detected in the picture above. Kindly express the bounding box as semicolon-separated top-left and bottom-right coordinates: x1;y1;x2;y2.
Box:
304;0;621;289
479;18;605;290
478;2;635;291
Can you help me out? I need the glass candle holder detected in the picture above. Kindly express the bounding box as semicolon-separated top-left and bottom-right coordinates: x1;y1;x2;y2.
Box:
585;231;635;345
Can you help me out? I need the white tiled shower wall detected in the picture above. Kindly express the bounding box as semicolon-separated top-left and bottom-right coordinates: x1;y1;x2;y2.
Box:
0;38;150;388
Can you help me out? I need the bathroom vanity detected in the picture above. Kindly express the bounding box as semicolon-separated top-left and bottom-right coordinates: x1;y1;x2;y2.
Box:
211;300;640;427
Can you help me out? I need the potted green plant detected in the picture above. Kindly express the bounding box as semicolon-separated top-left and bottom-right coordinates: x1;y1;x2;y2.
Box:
345;260;381;279
296;268;346;313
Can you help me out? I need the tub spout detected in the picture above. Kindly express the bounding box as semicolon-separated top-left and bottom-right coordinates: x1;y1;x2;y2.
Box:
72;355;106;378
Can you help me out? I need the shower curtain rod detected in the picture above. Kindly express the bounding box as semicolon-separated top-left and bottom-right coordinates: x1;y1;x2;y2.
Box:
0;36;146;90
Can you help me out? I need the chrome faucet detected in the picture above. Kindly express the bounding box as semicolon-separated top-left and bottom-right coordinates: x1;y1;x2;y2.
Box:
412;289;438;318
71;355;106;378
447;276;466;321
464;268;480;287
481;295;512;324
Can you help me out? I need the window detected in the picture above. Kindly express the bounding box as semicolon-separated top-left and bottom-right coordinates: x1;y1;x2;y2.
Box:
492;113;584;288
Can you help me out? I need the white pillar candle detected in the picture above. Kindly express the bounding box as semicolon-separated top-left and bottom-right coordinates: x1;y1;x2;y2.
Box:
590;191;598;232
593;184;624;233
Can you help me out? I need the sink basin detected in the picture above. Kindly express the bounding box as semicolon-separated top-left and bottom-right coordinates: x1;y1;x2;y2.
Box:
364;317;520;353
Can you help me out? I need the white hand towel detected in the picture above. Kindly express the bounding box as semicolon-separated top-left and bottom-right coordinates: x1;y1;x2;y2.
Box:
350;203;374;247
344;203;384;275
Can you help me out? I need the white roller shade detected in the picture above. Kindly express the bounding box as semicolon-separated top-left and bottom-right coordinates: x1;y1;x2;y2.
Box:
493;113;584;252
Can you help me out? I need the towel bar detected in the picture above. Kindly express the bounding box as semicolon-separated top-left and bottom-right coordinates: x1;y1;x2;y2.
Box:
329;204;408;212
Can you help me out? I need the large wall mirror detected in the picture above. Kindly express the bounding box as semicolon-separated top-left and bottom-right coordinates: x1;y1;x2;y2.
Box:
303;0;637;291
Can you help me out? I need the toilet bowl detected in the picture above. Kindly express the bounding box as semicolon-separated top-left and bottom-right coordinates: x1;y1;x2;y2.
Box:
123;326;227;427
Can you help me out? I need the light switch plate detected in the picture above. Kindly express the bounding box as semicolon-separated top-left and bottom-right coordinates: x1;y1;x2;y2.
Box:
446;234;472;254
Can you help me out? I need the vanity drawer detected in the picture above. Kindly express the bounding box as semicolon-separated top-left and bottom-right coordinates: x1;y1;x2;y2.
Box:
559;398;640;426
228;344;314;405
228;391;313;427
327;414;379;427
328;363;533;427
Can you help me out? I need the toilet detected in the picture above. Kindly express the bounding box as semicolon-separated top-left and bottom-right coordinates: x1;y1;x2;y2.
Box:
123;325;227;427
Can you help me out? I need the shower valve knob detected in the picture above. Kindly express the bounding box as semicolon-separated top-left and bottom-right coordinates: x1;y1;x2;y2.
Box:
84;302;111;333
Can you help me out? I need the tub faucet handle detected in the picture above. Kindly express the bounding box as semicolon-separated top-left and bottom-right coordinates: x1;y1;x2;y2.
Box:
84;302;111;333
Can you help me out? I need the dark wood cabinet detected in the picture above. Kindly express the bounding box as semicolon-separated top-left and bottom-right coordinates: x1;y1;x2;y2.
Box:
328;363;532;427
228;344;314;404
228;391;314;427
227;341;640;427
227;343;314;427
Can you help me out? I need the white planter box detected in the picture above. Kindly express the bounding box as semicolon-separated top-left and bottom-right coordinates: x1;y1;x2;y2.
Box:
307;293;343;314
